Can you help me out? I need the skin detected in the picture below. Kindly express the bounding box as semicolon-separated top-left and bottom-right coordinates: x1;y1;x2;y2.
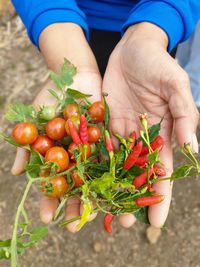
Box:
11;22;199;231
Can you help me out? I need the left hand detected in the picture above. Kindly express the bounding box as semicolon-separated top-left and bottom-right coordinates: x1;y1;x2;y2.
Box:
103;22;199;228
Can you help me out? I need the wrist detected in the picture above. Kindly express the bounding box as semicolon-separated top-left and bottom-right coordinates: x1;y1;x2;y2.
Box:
39;23;99;74
122;22;168;50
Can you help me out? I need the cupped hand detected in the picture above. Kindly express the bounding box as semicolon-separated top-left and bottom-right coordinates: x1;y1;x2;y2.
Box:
11;70;102;232
103;23;199;228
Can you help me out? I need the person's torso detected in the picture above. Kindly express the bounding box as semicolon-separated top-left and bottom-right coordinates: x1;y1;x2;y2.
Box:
77;0;139;31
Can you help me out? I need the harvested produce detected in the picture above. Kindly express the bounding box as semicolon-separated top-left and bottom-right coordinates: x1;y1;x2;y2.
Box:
1;59;200;267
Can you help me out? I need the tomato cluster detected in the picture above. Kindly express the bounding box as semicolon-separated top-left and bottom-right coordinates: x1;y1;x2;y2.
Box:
12;102;104;198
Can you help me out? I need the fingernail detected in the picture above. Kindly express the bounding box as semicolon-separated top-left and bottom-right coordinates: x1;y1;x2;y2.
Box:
192;133;199;153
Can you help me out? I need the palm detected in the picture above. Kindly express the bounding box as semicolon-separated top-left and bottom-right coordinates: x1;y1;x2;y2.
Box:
103;42;177;227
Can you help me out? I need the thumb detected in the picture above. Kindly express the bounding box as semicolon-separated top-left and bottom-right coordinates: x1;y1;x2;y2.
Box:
168;74;199;152
11;147;29;175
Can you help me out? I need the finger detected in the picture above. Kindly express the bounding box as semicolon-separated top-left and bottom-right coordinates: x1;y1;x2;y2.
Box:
80;201;98;222
65;196;81;233
148;138;173;228
11;147;30;175
168;74;199;152
40;196;59;224
118;214;137;228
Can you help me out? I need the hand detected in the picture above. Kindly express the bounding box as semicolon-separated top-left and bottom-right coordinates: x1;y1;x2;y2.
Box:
11;23;102;233
103;22;199;227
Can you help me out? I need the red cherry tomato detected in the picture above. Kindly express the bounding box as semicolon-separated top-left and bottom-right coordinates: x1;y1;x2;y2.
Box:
32;135;54;156
88;101;104;123
41;176;69;198
65;115;80;136
63;103;79;120
45;117;67;140
87;126;101;143
71;170;84;187
68;142;91;161
45;146;69;172
12;122;38;145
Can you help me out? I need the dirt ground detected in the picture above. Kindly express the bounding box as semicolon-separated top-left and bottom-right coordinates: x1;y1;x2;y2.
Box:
0;14;200;267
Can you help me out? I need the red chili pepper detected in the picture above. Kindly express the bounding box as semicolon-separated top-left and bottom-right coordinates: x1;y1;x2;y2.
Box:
135;154;148;167
104;214;114;234
133;168;153;189
135;195;165;207
67;120;82;145
123;141;143;170
153;165;166;176
80;114;88;144
140;135;164;155
105;130;114;152
129;131;137;150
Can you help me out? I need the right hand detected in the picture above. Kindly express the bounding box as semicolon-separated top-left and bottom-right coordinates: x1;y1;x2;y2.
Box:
11;70;102;232
11;23;103;233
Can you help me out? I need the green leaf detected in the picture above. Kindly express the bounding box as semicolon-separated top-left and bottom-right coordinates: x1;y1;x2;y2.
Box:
48;89;60;100
0;248;11;260
30;227;48;242
148;150;159;166
5;103;36;122
90;172;115;198
76;201;92;231
50;59;77;89
76;185;92;230
66;88;92;99
0;133;22;147
138;120;162;143
134;207;149;224
25;150;44;178
127;165;144;177
97;138;109;157
115;149;125;167
103;95;110;127
148;121;161;142
170;164;195;181
0;239;11;247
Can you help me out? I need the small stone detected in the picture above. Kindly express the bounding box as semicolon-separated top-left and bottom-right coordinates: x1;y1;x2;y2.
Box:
146;225;161;244
93;241;103;253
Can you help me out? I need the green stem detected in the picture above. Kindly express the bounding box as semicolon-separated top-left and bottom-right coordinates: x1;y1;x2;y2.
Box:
11;179;33;267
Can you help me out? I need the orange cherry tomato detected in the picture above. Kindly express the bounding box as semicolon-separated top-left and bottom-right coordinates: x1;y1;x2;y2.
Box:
45;146;69;172
71;170;84;188
87;126;101;143
12;122;38;145
32;135;54;156
63;103;79;120
41;176;69;198
88;101;104;123
45;117;67;140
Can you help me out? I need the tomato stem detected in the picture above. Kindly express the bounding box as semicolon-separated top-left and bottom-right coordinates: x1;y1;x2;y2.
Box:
11;179;33;267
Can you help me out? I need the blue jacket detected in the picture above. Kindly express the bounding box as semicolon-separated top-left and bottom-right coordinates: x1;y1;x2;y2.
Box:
12;0;200;51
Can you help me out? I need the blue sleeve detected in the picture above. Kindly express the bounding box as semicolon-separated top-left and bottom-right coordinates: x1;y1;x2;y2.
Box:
11;0;89;48
122;0;200;51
